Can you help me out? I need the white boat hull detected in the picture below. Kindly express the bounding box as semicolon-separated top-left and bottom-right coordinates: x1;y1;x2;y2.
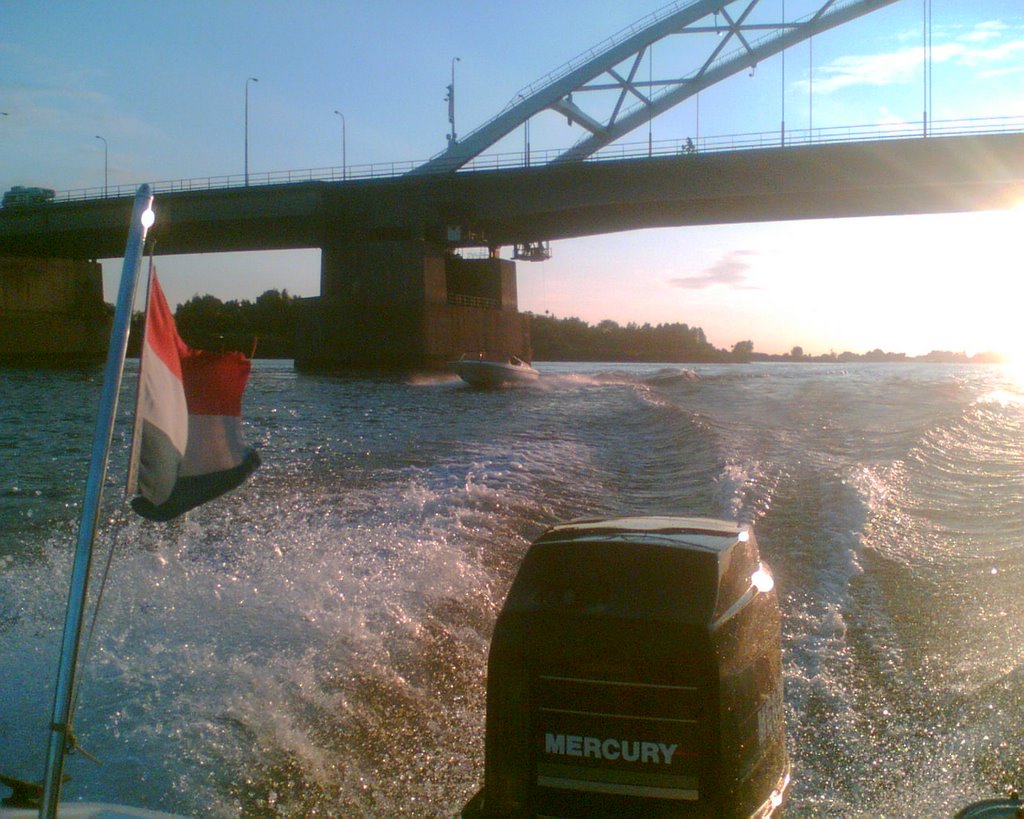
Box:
448;355;539;388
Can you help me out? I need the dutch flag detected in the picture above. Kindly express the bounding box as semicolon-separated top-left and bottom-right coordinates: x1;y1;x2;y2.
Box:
128;266;260;521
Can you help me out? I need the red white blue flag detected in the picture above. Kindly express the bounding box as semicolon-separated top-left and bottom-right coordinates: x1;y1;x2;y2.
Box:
128;267;260;521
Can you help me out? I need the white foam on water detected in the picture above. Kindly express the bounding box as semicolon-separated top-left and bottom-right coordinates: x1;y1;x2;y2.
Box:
3;362;1023;816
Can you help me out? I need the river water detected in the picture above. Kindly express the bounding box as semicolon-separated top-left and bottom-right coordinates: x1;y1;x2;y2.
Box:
0;360;1022;816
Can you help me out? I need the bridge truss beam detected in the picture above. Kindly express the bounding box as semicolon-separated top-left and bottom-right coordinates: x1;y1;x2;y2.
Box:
412;0;900;175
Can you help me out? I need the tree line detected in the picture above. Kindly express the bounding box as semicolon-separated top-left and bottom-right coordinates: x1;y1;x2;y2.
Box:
124;293;1007;364
527;313;745;362
128;289;300;358
527;314;1006;364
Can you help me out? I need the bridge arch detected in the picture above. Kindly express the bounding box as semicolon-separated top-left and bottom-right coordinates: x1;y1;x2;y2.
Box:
412;0;901;175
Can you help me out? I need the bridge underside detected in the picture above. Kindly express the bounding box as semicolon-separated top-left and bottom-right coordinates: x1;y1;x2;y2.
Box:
449;134;1024;246
4;135;1022;259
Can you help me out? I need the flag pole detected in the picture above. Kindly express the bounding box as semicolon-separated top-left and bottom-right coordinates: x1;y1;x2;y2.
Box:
40;184;155;817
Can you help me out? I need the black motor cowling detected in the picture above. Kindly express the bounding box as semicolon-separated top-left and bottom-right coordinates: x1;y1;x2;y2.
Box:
465;516;790;818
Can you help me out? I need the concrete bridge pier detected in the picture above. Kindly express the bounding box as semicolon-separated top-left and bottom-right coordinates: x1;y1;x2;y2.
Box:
295;239;531;372
0;256;110;366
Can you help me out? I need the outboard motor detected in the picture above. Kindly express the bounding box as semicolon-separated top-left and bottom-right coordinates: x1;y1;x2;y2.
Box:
464;516;790;818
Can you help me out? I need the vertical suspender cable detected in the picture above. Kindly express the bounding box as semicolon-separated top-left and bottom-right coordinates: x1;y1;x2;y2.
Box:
928;0;933;131
781;0;786;146
648;45;654;156
809;36;813;141
922;0;931;136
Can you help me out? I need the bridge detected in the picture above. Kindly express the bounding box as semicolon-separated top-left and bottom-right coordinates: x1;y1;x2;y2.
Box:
2;0;1023;369
4;129;1024;258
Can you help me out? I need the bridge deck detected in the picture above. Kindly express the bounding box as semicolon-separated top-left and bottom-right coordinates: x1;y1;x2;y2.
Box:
2;133;1023;259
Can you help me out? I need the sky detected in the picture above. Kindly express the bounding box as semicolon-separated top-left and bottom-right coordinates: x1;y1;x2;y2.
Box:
3;0;1024;357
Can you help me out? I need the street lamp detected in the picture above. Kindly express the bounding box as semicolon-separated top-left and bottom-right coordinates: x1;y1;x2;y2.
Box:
446;56;460;145
333;110;347;179
94;135;108;197
245;76;258;185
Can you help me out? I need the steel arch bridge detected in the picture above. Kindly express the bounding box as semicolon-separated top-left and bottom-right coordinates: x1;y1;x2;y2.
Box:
413;0;901;175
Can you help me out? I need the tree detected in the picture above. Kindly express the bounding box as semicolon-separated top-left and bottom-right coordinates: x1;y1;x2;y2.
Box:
252;289;296;336
172;290;300;357
526;313;725;362
731;340;754;362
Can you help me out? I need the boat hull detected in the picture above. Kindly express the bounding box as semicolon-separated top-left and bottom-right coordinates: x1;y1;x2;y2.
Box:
449;357;539;388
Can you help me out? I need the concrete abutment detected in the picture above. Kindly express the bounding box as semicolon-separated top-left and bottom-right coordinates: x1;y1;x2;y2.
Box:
0;256;110;366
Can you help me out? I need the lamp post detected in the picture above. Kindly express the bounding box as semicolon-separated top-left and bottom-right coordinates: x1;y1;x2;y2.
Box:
333;110;347;179
446;56;460;145
245;76;258;185
94;135;108;197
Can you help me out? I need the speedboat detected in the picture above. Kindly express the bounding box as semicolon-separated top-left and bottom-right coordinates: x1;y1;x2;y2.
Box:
448;352;539;388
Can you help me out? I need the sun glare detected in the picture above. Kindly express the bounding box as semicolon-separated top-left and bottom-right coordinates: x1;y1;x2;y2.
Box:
965;205;1024;364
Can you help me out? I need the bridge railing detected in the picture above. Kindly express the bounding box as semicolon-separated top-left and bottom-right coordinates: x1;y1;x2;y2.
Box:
46;114;1024;203
51;160;426;203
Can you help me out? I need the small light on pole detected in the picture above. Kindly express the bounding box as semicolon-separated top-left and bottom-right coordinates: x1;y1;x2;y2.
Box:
245;76;259;185
94;135;108;197
334;110;347;180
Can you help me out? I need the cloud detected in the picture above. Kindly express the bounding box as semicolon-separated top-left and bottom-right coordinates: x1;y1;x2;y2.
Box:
804;20;1024;95
959;20;1009;43
669;250;758;290
811;47;929;94
954;38;1024;68
977;64;1024;80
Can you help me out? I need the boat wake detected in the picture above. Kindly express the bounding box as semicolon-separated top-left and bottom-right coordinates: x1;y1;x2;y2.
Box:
3;362;1023;815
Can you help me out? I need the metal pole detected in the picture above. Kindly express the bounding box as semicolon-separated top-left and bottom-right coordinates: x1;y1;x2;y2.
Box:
448;57;460;144
696;92;699;147
928;0;933;127
648;46;653;157
781;0;786;147
334;110;346;179
245;76;258;185
923;0;931;137
40;184;154;818
94;135;107;197
809;36;813;140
